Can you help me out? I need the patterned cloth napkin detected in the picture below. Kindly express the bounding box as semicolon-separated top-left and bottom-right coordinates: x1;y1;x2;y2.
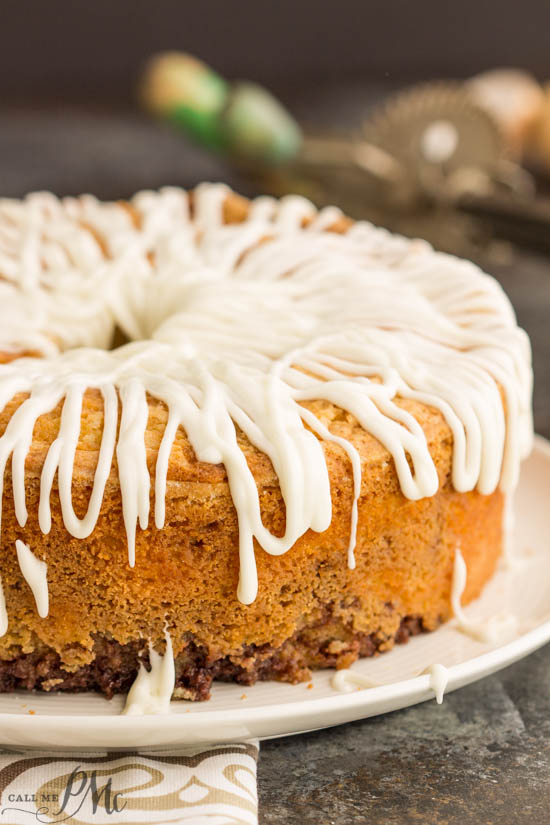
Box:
0;742;259;824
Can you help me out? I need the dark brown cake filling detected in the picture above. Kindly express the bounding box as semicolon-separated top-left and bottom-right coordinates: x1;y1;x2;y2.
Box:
0;615;425;701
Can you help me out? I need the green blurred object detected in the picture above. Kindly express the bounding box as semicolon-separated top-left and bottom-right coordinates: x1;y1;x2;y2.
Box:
168;103;227;152
141;52;302;163
223;82;302;163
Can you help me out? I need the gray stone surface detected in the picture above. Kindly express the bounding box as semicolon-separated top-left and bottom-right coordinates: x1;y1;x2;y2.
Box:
259;647;550;824
1;100;549;824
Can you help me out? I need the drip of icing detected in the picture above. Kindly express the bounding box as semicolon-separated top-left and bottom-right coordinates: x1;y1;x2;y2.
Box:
331;670;380;693
332;664;449;702
501;493;516;569
122;631;175;715
0;184;534;605
423;663;449;704
0;575;7;636
15;540;48;618
451;547;518;643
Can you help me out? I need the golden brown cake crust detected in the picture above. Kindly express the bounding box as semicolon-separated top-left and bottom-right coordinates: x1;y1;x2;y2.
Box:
0;192;504;700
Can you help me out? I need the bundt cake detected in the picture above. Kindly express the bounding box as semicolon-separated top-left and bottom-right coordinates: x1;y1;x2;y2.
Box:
0;183;533;701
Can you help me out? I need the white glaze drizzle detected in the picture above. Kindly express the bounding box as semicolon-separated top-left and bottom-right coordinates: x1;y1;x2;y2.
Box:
122;630;175;715
501;493;516;569
0;184;533;604
0;575;7;636
332;663;448;703
422;663;449;704
330;670;380;692
451;546;518;643
15;539;48;618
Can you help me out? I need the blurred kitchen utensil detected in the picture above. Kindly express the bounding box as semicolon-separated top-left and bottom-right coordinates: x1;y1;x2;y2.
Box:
140;52;550;254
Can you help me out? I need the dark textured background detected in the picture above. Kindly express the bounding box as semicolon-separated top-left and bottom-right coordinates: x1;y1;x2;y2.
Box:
1;3;550;822
2;0;550;101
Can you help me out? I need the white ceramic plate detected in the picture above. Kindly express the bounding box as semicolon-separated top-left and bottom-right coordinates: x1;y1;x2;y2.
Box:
1;436;549;750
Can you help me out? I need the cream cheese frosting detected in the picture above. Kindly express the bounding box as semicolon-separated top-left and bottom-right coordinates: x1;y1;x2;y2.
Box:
122;631;175;715
331;663;449;703
0;575;7;637
0;183;533;605
423;663;449;704
451;546;518;643
14;539;48;619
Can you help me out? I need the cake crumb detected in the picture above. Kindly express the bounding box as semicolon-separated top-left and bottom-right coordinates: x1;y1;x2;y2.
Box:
307;682;313;690
240;693;248;700
28;710;35;715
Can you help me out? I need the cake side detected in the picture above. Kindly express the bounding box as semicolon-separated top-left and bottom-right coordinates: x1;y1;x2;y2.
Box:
0;389;502;700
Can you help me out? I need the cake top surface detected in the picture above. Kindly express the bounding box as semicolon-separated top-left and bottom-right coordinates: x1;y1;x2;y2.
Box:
0;183;533;603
